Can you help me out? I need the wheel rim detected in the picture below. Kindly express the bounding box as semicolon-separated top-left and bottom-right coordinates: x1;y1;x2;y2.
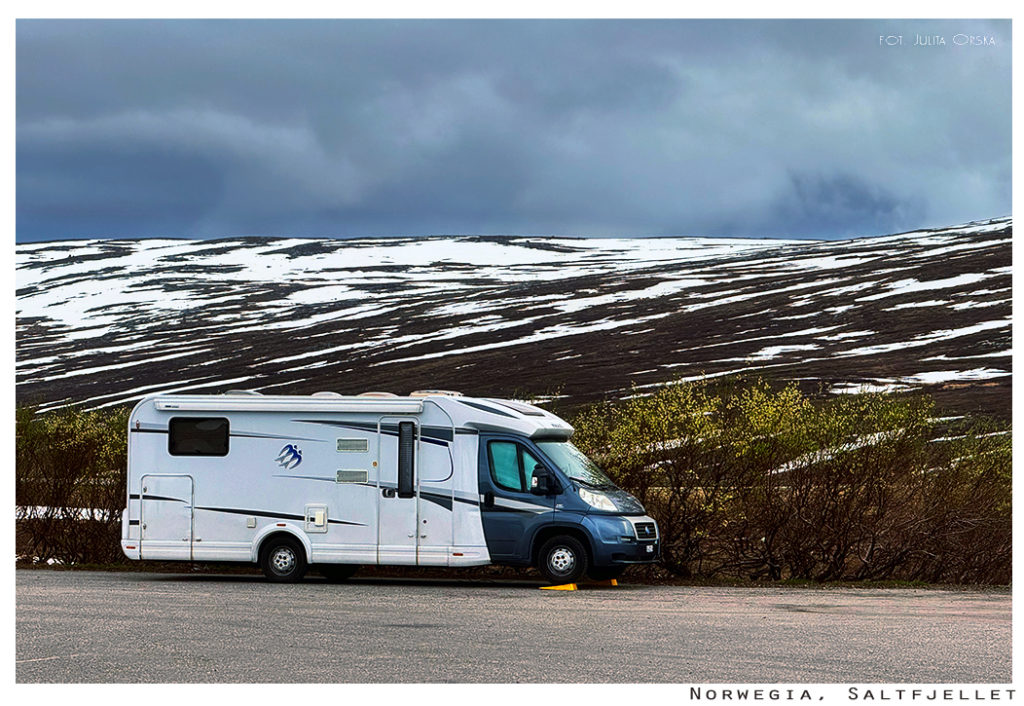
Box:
549;546;576;575
271;546;296;574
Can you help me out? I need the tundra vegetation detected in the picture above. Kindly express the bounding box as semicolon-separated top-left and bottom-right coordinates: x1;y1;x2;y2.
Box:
15;381;1011;584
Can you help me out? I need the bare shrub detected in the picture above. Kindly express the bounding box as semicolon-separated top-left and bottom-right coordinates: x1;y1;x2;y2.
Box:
572;380;1010;584
16;405;129;565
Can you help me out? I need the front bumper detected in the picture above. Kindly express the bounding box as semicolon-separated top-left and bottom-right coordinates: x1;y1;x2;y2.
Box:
583;514;661;566
607;539;661;564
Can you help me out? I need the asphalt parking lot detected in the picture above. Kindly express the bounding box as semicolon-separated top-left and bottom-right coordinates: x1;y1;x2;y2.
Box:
16;569;1011;683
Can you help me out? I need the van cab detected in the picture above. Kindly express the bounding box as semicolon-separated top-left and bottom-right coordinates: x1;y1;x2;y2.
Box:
478;433;659;582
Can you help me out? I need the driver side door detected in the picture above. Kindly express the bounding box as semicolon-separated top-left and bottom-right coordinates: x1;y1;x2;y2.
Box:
477;436;555;562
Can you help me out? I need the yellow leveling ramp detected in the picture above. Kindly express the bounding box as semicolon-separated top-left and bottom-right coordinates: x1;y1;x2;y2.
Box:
539;579;618;591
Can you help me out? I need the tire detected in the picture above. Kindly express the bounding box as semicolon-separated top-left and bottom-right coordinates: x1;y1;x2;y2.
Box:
319;564;359;582
537;535;589;584
587;566;625;582
260;535;307;582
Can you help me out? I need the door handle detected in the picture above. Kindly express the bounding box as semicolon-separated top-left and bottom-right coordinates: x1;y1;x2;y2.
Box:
382;488;396;498
484;492;494;508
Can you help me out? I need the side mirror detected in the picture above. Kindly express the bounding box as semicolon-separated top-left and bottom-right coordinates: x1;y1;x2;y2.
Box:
530;465;556;495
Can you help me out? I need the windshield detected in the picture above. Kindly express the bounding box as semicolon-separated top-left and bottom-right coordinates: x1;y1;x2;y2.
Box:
535;440;617;489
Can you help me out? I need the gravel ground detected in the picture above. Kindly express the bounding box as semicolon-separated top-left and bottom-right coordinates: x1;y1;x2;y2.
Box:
16;569;1011;683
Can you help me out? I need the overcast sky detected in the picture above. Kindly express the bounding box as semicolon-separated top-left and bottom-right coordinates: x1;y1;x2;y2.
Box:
16;19;1011;242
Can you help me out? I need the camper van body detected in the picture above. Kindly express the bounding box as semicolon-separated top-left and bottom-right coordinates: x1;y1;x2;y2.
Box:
121;392;660;582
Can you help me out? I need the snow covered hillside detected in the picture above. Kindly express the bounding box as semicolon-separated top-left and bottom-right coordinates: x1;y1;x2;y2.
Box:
16;217;1012;416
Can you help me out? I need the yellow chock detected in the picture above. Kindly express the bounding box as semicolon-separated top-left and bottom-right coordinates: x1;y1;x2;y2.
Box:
540;583;578;591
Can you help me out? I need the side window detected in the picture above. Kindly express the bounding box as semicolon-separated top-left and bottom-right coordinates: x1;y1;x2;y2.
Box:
489;441;522;492
169;417;229;456
521;448;543;490
487;441;545;493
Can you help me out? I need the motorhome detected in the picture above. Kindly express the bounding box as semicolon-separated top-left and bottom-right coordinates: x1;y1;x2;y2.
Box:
121;390;660;583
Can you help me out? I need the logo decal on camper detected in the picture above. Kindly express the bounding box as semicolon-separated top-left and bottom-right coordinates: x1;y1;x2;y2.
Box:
275;444;302;470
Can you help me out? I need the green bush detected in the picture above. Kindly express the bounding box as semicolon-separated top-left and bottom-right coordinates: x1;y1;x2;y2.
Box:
16;405;130;565
572;380;1011;584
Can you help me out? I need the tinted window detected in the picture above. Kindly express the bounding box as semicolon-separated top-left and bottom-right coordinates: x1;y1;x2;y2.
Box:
489;441;522;491
521;448;543;489
169;417;229;456
488;441;546;493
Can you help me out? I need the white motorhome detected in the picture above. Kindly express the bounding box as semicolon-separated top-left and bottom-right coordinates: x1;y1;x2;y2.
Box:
121;390;660;583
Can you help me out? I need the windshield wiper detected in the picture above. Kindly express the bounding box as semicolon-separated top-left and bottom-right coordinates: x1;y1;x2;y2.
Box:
569;476;617;491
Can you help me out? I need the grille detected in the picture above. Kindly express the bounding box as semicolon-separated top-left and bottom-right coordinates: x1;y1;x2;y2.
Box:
634;522;657;540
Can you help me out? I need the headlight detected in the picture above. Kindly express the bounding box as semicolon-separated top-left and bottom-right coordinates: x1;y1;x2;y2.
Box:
578;487;617;511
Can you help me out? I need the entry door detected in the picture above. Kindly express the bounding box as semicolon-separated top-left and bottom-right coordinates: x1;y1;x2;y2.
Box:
140;475;193;560
377;420;419;565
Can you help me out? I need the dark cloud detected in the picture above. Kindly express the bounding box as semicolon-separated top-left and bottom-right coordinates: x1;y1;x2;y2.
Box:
772;172;916;239
16;19;1011;241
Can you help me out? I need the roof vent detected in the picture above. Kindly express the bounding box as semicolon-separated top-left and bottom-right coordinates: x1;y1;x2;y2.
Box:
357;391;399;398
312;391;344;398
410;389;464;397
225;389;263;396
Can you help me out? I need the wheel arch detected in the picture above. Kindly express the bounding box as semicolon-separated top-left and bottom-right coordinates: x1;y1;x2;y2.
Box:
252;525;312;563
530;523;594;568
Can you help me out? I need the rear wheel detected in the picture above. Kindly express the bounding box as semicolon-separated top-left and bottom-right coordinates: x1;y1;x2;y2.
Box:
319;564;360;582
537;535;588;584
260;535;307;582
587;566;625;581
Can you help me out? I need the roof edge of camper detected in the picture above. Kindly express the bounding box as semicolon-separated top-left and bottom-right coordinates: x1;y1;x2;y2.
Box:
460;421;573;439
152;395;425;414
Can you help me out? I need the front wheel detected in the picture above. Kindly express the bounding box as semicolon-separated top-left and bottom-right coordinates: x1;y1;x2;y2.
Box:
537;535;589;584
260;536;307;582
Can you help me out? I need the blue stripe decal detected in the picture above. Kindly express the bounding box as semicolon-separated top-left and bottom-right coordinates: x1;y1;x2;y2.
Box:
455;400;519;419
194;506;366;527
272;474;337;483
294;420;454;447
